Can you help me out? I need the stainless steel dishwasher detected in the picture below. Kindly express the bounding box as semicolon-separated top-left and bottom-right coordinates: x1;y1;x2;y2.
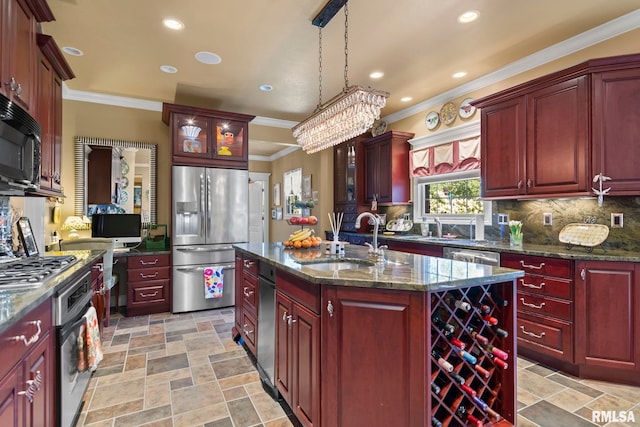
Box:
443;246;501;266
257;263;279;399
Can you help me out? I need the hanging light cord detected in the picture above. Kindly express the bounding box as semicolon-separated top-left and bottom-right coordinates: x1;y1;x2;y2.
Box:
344;1;349;89
317;27;323;111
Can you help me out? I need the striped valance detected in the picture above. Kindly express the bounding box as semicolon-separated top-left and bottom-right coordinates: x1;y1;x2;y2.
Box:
410;136;480;178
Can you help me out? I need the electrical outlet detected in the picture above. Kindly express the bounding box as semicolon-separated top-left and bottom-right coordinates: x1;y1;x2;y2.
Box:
498;213;509;225
543;213;552;226
611;213;624;228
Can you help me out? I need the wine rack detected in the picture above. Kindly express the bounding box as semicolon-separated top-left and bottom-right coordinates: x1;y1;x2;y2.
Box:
429;282;516;427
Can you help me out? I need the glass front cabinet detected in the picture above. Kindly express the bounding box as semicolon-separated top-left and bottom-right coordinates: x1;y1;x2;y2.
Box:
163;103;255;169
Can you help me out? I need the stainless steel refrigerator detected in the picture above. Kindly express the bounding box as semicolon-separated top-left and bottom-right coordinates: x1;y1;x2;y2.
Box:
172;166;248;313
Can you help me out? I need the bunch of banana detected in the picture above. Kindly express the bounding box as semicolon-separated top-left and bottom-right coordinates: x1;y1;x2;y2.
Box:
289;228;314;242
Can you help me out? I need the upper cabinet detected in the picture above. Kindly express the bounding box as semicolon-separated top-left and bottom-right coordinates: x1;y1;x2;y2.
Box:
475;52;640;200
333;135;367;233
36;34;74;195
162;103;255;169
1;0;54;114
363;130;414;204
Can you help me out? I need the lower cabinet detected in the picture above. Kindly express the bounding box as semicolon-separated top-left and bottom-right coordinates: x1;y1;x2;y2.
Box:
321;285;426;427
0;300;54;426
575;261;640;375
275;273;320;427
126;254;171;316
235;253;259;356
386;240;443;257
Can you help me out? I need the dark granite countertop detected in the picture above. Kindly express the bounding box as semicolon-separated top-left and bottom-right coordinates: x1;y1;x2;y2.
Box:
342;232;640;262
0;250;103;335
234;243;524;292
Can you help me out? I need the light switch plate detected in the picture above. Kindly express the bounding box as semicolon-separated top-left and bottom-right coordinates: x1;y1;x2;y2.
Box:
498;213;509;225
543;213;552;226
611;213;623;228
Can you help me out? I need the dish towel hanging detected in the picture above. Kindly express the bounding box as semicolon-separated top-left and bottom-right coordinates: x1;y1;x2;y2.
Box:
204;266;224;299
77;306;104;372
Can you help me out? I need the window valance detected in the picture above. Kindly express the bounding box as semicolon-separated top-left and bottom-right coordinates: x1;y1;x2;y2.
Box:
410;135;480;178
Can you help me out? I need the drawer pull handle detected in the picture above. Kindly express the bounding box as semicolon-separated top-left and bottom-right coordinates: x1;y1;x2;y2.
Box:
140;259;159;265
520;326;546;339
10;320;41;347
282;311;288;321
243;287;253;297
520;260;545;270
288;316;297;327
140;272;159;279
520;279;545;289
242;324;254;335
140;291;159;298
520;298;545;310
243;260;255;268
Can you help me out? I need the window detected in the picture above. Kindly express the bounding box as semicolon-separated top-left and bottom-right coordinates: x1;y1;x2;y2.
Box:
283;168;302;219
414;170;491;225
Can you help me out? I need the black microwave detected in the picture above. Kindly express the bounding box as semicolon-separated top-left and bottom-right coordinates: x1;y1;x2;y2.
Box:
0;92;40;195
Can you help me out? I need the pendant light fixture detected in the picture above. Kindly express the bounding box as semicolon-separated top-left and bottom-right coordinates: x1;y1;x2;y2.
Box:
292;0;389;154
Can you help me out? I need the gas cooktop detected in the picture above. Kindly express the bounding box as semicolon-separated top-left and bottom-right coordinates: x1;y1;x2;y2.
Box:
0;255;78;289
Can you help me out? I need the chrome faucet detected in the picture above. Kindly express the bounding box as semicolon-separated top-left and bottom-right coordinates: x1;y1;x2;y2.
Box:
355;212;386;257
434;217;442;238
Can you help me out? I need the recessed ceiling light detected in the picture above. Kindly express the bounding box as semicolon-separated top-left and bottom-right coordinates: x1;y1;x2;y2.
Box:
400;96;413;102
160;65;178;74
458;10;479;23
452;71;467;79
62;46;83;56
163;18;184;30
195;51;222;65
369;71;384;79
259;84;273;92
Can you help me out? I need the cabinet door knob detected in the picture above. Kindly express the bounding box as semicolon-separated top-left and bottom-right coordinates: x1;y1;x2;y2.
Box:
15;83;22;97
4;77;17;91
327;300;334;317
526;179;532;188
580;268;586;280
517;180;523;189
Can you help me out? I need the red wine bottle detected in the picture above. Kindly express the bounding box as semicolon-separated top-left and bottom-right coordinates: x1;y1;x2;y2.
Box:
450;337;466;350
467;320;490;345
474;363;490;379
484;343;509;361
482;313;498;325
432;313;455;336
456;405;483;427
493;357;508;369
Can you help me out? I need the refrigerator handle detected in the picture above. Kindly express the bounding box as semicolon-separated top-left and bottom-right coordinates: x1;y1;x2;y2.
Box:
200;171;206;238
176;264;235;273
176;246;234;252
207;173;212;235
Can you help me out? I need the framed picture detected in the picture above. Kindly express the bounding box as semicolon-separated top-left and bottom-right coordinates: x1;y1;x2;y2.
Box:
303;175;312;198
312;190;319;203
134;185;142;207
273;183;281;206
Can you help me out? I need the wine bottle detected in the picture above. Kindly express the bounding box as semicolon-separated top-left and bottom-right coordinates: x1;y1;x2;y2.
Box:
474;363;490;379
484;343;509;361
467;319;490;345
432;313;455;336
482;313;498;326
476;301;491;314
456;405;483;427
461;383;477;397
491;325;509;338
444;294;471;312
431;416;443;427
431;349;454;372
491;289;508;307
449;370;466;385
450;337;466;350
493;357;508;369
454;347;477;365
431;381;441;395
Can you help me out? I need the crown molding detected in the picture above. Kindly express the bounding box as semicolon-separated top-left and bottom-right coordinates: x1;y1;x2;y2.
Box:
251;116;297;128
383;9;640;124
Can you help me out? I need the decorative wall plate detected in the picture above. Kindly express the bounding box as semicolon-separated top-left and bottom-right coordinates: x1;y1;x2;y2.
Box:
371;120;387;137
425;111;439;130
459;98;476;119
440;102;458;125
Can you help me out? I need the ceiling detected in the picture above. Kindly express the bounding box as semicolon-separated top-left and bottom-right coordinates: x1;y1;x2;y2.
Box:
42;1;640;158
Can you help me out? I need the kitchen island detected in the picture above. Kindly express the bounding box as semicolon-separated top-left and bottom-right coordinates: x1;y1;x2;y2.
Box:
234;242;524;427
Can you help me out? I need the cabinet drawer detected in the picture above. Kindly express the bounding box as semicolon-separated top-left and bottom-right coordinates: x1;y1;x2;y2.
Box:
130;280;169;304
0;300;52;379
517;292;572;321
516;275;571;300
241;311;257;355
128;254;170;268
127;266;170;283
502;253;571;278
241;272;258;316
242;255;259;277
517;313;573;362
276;270;320;314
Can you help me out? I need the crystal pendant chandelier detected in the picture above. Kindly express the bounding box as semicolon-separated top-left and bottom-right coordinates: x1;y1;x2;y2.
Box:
292;1;389;154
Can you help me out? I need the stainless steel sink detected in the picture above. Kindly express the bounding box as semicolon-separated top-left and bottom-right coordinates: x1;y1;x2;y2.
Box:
295;258;376;271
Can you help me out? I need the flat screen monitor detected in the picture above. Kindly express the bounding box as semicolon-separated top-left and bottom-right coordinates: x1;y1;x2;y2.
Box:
91;213;142;245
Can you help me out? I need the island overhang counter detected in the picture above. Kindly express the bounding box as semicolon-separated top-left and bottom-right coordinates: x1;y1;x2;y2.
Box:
233;242;524;427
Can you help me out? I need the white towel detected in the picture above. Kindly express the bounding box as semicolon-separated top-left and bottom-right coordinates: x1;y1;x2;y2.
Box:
204;266;224;299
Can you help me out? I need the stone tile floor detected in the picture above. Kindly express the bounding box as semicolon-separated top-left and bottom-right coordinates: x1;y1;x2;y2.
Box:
78;308;640;426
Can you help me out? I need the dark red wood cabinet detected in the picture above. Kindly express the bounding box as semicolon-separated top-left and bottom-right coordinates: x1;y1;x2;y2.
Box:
592;66;640;195
275;272;320;427
385;240;443;257
363;130;414;205
126;254;171;316
162;103;255;169
0;299;54;427
333;136;366;233
236;253;259;356
575;261;640;377
35;34;73;195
